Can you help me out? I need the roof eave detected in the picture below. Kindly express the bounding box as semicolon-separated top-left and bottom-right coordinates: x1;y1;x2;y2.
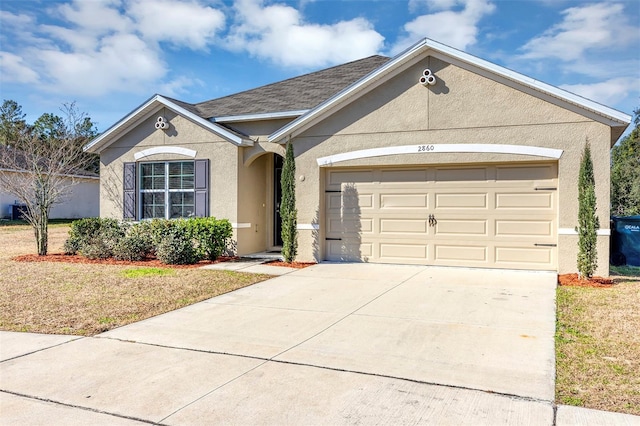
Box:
212;109;309;124
84;95;252;154
268;37;631;143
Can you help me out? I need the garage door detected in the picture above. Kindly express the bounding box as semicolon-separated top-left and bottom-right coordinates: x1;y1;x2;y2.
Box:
324;163;557;270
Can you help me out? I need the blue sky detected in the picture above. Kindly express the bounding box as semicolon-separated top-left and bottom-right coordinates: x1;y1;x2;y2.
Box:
1;0;639;134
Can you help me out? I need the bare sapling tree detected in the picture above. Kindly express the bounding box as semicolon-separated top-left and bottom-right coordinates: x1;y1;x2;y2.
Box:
0;102;97;255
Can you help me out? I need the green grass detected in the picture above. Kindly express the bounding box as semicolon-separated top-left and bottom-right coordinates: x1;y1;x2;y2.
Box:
0;218;78;228
556;278;640;415
0;225;273;336
120;267;176;278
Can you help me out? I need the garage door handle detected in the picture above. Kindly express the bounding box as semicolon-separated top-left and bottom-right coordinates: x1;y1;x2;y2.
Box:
326;237;342;241
428;214;437;227
534;243;557;247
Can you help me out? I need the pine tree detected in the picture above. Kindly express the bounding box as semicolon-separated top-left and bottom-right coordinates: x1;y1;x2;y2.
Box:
280;141;298;262
576;140;599;279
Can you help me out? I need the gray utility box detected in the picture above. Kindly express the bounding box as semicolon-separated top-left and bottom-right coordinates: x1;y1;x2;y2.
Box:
11;205;27;221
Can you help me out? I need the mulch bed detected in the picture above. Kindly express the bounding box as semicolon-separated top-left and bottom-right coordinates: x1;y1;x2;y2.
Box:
12;253;237;269
12;253;317;269
558;273;614;288
265;260;316;269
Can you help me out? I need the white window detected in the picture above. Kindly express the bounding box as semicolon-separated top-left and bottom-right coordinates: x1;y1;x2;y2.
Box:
139;161;195;219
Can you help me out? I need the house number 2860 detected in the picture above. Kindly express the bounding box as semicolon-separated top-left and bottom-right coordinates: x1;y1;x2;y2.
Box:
418;145;435;152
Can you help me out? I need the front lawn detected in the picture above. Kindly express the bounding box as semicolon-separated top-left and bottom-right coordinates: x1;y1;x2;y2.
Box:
0;224;271;336
556;266;640;416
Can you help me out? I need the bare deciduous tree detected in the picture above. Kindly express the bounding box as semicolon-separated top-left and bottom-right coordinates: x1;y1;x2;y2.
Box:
0;102;97;255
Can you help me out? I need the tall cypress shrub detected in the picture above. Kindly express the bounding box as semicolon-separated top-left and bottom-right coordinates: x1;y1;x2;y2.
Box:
281;141;298;262
576;141;599;279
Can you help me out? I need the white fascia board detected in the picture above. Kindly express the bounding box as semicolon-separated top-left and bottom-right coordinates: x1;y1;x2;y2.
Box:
212;110;309;123
162;96;252;146
84;94;160;153
269;38;630;143
84;95;252;154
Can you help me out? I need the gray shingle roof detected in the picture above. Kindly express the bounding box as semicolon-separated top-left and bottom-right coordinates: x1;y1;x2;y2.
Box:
176;55;390;119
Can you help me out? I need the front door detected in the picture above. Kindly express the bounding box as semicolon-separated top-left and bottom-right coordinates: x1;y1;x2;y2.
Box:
273;154;284;247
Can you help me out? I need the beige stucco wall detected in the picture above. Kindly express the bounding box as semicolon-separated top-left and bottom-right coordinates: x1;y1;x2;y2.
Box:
236;153;268;254
289;56;612;275
99;107;240;228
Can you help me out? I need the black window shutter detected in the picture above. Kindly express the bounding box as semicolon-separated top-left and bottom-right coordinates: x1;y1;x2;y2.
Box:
123;162;136;220
194;159;209;217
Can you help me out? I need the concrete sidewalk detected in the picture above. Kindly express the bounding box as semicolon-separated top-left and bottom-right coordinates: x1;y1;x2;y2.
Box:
1;263;639;425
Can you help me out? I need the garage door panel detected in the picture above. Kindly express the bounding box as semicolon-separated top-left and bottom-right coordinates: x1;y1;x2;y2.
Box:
380;193;429;208
495;192;553;209
380;243;428;260
435;167;488;182
495;246;553;265
341;191;373;209
495;220;553;237
436;193;487;209
326;193;342;213
436;219;487;236
328;170;373;189
496;164;556;181
326;241;373;261
435;245;487;262
380;219;428;234
380;169;428;183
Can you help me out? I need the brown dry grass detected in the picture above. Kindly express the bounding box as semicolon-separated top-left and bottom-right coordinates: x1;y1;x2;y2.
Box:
0;224;271;336
556;276;640;415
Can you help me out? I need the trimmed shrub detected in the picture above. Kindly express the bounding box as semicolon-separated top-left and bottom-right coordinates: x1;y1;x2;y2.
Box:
65;218;123;258
65;217;232;265
155;224;199;265
81;236;113;259
113;225;153;261
188;217;232;260
79;220;124;259
64;217;103;254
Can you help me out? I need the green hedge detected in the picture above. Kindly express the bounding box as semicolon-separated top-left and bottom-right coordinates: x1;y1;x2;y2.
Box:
64;217;233;265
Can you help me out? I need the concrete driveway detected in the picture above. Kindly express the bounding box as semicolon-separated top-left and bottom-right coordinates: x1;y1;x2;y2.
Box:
1;263;559;424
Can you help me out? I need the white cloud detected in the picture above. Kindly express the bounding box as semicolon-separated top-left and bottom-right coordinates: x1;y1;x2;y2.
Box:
0;51;40;83
128;0;225;49
393;0;495;54
225;0;384;68
0;0;228;98
54;0;133;37
561;77;640;107
520;3;637;61
32;33;167;96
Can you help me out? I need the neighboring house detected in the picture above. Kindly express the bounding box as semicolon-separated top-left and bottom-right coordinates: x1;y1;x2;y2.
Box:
0;146;99;220
85;38;631;275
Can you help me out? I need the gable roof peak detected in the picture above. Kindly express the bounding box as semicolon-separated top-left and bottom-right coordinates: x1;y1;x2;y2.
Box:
269;37;631;143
